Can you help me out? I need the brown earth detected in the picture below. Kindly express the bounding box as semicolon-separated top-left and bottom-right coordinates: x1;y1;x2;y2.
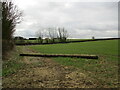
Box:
3;46;99;88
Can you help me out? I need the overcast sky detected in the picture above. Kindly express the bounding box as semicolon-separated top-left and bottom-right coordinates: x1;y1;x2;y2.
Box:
13;0;118;39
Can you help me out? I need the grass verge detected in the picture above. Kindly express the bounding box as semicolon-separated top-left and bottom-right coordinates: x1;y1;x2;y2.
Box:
2;47;26;76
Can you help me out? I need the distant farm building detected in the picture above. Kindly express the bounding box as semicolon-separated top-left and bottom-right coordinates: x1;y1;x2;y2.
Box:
29;38;37;40
14;36;27;40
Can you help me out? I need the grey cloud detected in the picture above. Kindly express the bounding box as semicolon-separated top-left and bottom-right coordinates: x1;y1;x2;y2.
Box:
14;1;118;39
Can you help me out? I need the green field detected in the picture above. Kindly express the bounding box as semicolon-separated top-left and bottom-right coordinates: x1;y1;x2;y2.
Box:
29;40;118;56
15;39;93;44
67;39;93;41
29;40;119;87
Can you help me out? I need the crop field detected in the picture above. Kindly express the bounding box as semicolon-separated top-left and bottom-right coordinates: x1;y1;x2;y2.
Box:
29;40;118;56
28;40;119;87
15;39;93;44
67;39;93;41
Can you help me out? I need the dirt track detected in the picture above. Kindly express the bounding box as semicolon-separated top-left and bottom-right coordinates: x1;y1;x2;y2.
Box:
3;46;98;88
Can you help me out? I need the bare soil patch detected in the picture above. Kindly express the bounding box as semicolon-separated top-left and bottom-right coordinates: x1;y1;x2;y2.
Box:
3;46;99;88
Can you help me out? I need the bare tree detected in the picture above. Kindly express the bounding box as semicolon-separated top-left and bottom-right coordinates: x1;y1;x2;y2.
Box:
48;27;58;43
44;38;49;43
2;0;22;58
57;27;68;42
36;29;44;43
36;27;68;43
58;27;62;40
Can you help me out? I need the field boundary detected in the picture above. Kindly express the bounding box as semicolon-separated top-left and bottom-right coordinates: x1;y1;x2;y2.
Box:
16;38;120;46
20;53;98;59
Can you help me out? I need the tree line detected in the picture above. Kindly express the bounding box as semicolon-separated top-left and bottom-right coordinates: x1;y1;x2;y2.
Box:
36;27;68;43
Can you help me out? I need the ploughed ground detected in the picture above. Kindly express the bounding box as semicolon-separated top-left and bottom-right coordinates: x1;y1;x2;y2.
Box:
2;46;105;88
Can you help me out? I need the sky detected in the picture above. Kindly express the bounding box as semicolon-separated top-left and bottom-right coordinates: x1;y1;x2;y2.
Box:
13;0;118;39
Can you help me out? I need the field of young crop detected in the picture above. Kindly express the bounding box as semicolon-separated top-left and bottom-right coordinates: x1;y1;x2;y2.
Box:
29;40;119;87
29;40;118;56
15;39;93;44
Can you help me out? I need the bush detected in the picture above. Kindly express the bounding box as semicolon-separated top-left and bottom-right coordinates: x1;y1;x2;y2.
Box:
2;1;22;60
2;40;14;60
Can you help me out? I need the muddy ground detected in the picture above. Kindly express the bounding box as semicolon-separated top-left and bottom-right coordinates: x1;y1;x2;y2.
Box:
3;46;100;88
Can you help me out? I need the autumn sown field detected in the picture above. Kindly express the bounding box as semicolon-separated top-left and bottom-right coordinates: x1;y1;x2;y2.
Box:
3;39;119;88
28;40;119;87
15;39;93;44
29;40;118;57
